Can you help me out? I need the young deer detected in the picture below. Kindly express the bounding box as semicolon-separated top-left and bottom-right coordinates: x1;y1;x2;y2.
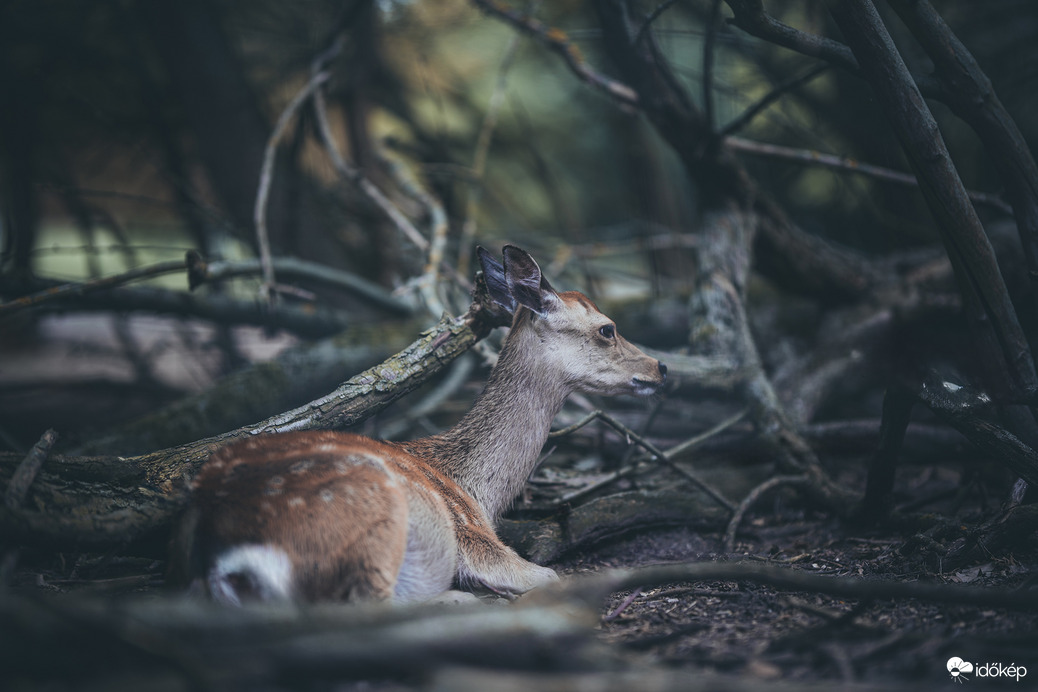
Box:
174;246;666;604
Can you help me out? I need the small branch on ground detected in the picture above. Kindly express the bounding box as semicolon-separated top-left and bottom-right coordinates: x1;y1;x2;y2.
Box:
550;409;735;512
722;474;811;552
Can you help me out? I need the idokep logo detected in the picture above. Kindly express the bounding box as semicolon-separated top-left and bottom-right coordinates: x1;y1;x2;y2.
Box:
947;657;1028;683
947;658;974;682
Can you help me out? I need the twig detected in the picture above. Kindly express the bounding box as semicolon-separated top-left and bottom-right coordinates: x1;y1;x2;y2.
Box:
554;409;747;506
4;429;58;510
0;258;187;318
725;137;1013;215
719;63;830;137
635;0;682;45
375;152;450;316
550;410;735;512
663;408;747;461
724;0;860;74
254;69;331;304
831;0;1038;403
309;60;434;267
914;370;1038;488
603;586;643;621
472;0;638;106
722;474;811;552
186;252;414;316
0;272;356;338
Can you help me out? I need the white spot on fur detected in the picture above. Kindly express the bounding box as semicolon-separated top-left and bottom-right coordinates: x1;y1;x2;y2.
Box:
289;460;314;474
288;496;305;508
319;489;334;503
208;544;294;605
268;475;285;487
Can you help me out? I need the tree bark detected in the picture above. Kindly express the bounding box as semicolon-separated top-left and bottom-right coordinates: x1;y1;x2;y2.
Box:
0;291;509;550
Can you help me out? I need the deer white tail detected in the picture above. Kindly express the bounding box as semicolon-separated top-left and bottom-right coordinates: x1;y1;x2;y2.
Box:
207;544;294;606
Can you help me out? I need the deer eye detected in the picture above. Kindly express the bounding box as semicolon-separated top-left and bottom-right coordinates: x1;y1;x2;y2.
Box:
599;324;615;339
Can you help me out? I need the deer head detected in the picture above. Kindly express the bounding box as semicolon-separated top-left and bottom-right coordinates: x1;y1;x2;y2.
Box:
478;245;667;398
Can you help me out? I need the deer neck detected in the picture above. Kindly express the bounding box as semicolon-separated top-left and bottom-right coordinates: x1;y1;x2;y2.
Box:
421;316;569;521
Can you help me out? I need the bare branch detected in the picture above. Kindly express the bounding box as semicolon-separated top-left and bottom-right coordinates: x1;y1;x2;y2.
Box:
718;63;830;137
830;0;1038;402
254;69;331;303
635;0;681;45
472;0;639;106
550;409;735;512
726;137;1013;215
187;252;415;316
0;272;356;337
0;258;187;318
888;0;1038;314
724;0;859;73
722;474;810;552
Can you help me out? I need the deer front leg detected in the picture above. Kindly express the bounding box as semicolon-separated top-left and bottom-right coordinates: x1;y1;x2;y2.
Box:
455;525;558;598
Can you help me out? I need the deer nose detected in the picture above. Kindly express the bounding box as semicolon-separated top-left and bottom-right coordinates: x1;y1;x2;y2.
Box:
658;361;667;380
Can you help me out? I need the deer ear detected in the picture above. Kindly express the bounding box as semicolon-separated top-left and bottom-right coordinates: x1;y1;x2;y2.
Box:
503;245;559;315
477;246;516;313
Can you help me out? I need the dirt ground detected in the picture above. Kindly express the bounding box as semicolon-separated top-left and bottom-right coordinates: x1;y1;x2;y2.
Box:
568;521;1036;687
5;425;1038;691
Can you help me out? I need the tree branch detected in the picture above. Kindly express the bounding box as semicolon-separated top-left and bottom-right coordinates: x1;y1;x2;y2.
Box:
0;273;357;338
726;137;1013;215
829;0;1038;403
887;0;1038;314
472;0;639;106
0;290;510;549
0;258;187;318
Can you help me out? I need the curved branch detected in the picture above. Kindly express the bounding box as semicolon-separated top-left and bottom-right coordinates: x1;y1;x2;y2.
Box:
187;252;415;316
472;0;639;106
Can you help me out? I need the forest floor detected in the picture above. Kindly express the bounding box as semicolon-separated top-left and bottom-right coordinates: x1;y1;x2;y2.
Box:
5;436;1037;691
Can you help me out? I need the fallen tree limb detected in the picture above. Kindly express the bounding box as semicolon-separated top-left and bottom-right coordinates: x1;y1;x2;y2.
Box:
75;319;423;456
4;558;1035;691
0;290;510;549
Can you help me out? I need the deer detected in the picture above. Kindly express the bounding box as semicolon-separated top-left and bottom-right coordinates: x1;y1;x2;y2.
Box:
172;245;667;605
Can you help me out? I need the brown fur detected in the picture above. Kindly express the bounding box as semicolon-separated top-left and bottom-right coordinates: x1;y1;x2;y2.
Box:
175;246;666;604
